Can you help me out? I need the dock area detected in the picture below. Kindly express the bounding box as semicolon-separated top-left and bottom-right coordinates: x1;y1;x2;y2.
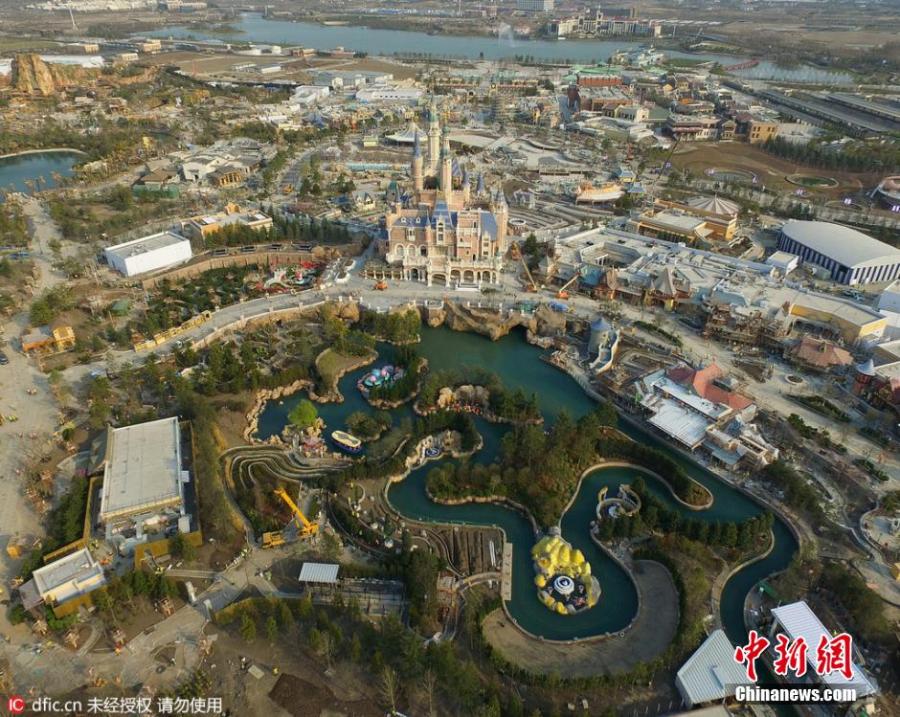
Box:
501;542;513;601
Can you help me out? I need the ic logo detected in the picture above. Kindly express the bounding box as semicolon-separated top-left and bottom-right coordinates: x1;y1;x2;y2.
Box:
7;695;26;714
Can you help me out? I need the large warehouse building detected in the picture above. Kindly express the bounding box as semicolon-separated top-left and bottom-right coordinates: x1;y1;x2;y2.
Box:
104;230;193;277
777;220;900;286
98;417;189;541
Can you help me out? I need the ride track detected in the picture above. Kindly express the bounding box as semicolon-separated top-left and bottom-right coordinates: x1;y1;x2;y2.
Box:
221;327;800;671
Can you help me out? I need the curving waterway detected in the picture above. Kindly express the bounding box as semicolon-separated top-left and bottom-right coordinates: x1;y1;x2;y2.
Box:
0;150;81;199
257;327;798;645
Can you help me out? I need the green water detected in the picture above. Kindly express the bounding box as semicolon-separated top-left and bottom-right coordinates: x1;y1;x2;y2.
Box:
257;327;798;643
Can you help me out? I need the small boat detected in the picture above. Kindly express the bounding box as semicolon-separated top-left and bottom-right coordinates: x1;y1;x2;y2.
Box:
331;430;363;454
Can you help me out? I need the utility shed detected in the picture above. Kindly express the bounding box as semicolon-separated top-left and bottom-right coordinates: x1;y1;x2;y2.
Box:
675;629;749;708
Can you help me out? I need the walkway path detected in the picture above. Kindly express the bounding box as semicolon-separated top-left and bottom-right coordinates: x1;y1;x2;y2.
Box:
480;560;678;677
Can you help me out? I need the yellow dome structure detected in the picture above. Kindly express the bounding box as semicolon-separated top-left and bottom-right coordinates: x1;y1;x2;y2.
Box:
531;532;599;616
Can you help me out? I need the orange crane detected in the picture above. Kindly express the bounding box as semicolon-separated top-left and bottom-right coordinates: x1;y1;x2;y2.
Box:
274;487;318;539
556;272;580;300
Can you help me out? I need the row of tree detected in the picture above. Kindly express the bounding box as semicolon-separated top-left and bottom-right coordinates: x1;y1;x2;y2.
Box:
762;136;900;173
595;432;710;507
358;308;421;344
597;477;774;553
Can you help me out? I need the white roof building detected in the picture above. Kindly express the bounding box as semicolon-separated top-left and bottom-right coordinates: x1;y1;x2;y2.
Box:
769;601;878;697
355;85;425;104
100;417;186;524
766;250;800;274
21;548;107;610
778;220;900;286
104;231;192;277
675;629;749;708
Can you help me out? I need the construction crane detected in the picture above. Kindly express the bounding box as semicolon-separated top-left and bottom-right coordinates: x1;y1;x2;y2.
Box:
274;487;318;539
520;255;538;292
646;136;680;204
556;272;580;300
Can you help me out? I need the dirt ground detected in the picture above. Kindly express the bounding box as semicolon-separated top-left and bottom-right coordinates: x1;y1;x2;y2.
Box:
482;559;678;678
205;627;381;717
671;142;881;200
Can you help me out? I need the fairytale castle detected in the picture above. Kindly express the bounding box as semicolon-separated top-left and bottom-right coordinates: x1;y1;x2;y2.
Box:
384;102;509;287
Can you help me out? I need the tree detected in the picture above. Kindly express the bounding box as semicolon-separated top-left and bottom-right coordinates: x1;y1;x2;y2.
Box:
277;601;294;630
422;669;437;717
265;616;278;644
169;532;197;562
240;612;257;643
381;665;399;715
349;633;362;663
288;399;318;429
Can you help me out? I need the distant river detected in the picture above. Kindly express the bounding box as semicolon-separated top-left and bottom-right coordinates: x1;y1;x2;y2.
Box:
143;13;741;64
0;150;81;197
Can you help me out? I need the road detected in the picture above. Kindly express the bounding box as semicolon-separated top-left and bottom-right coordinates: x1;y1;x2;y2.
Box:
6;540;285;692
0;197;80;634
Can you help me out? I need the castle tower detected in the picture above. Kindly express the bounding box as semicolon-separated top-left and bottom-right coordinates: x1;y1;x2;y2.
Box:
440;126;452;200
411;133;424;193
462;168;471;203
491;188;509;251
476;172;486;197
427;99;441;174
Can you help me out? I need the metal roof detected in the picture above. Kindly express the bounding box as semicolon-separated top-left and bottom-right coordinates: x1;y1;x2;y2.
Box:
770;601;877;696
100;417;184;521
32;547;105;598
298;562;340;584
781;219;900;270
105;231;189;261
675;629;749;707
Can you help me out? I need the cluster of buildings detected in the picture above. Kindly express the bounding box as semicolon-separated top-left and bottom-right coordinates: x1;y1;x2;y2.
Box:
133;138;277;194
18;417;194;617
635;362;778;469
547;9;662;39
560;62;783;147
102;204;274;277
544;216;900;425
628;196;740;246
21;321;76;357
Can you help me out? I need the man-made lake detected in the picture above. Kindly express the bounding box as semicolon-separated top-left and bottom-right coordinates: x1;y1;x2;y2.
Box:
0;150;81;197
144;14;854;84
144;14;738;64
257;327;798;644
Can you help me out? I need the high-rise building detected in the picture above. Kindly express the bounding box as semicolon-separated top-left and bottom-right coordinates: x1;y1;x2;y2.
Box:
517;0;554;12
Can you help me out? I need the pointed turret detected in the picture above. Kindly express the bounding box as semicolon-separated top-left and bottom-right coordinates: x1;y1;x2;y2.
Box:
476;173;486;196
427;98;441;173
411;133;424;193
462;167;471;202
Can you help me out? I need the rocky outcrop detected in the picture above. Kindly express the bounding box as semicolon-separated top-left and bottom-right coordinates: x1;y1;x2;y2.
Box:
332;300;360;323
243;379;311;443
441;301;525;340
11;54;98;96
426;302;570;342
